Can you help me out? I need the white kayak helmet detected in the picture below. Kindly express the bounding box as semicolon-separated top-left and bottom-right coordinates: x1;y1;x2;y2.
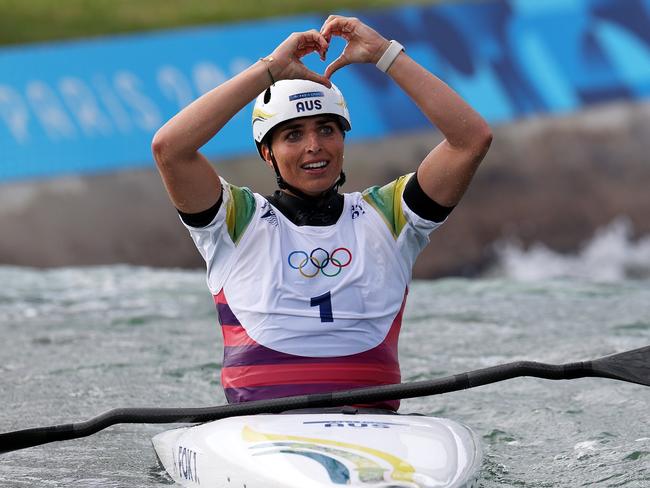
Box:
252;79;351;159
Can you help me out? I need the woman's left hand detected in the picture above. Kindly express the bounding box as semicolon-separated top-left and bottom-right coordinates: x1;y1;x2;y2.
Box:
320;15;390;78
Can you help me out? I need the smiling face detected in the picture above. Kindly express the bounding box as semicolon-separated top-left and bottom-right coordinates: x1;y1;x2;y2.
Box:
261;115;345;197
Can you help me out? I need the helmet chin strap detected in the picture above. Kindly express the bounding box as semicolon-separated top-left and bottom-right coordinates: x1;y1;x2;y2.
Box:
268;146;345;201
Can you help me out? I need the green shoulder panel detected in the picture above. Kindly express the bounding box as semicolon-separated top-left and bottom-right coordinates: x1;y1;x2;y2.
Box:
362;173;413;239
225;184;256;245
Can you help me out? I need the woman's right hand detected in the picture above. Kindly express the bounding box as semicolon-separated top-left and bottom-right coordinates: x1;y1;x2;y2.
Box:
266;30;332;87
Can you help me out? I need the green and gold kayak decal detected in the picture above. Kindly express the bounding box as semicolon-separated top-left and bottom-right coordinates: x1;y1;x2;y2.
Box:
243;425;416;484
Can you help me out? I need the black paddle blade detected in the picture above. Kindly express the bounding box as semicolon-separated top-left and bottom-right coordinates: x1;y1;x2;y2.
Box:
589;345;650;386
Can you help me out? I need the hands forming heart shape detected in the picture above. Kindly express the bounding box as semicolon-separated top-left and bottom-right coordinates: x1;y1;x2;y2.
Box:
266;15;391;87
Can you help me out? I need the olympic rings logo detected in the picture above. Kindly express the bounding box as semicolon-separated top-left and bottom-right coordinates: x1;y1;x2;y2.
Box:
287;247;352;278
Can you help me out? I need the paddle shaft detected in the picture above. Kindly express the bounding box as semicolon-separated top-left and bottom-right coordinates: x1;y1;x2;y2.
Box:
1;346;648;454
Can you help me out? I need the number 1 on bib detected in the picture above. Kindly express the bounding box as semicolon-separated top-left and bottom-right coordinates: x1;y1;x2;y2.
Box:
310;291;333;323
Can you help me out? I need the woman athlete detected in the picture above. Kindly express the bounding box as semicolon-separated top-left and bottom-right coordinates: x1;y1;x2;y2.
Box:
152;15;492;409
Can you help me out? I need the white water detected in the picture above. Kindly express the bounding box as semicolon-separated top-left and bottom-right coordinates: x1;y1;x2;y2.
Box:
490;218;650;282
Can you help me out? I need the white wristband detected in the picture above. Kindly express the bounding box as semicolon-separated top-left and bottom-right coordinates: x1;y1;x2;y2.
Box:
376;40;404;72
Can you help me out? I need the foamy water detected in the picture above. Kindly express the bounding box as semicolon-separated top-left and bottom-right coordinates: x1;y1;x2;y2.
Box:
490;218;650;282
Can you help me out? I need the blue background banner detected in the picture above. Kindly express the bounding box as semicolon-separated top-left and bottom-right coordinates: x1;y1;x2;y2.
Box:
1;0;650;181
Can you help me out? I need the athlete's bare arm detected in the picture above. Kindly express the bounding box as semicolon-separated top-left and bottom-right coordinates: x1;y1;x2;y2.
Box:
153;16;490;213
151;31;331;213
321;16;492;208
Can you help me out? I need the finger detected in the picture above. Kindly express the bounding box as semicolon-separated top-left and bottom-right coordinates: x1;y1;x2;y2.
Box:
320;14;342;29
320;14;342;38
295;41;328;59
303;29;328;49
297;29;329;59
321;16;358;41
301;68;333;88
321;16;352;41
325;54;350;79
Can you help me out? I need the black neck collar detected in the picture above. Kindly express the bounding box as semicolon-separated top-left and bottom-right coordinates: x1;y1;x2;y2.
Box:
266;189;344;226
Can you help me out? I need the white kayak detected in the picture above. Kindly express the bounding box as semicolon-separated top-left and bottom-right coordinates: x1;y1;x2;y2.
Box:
152;410;482;488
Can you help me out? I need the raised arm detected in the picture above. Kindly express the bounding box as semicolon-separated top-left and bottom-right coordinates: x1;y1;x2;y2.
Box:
151;31;331;213
321;16;492;207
